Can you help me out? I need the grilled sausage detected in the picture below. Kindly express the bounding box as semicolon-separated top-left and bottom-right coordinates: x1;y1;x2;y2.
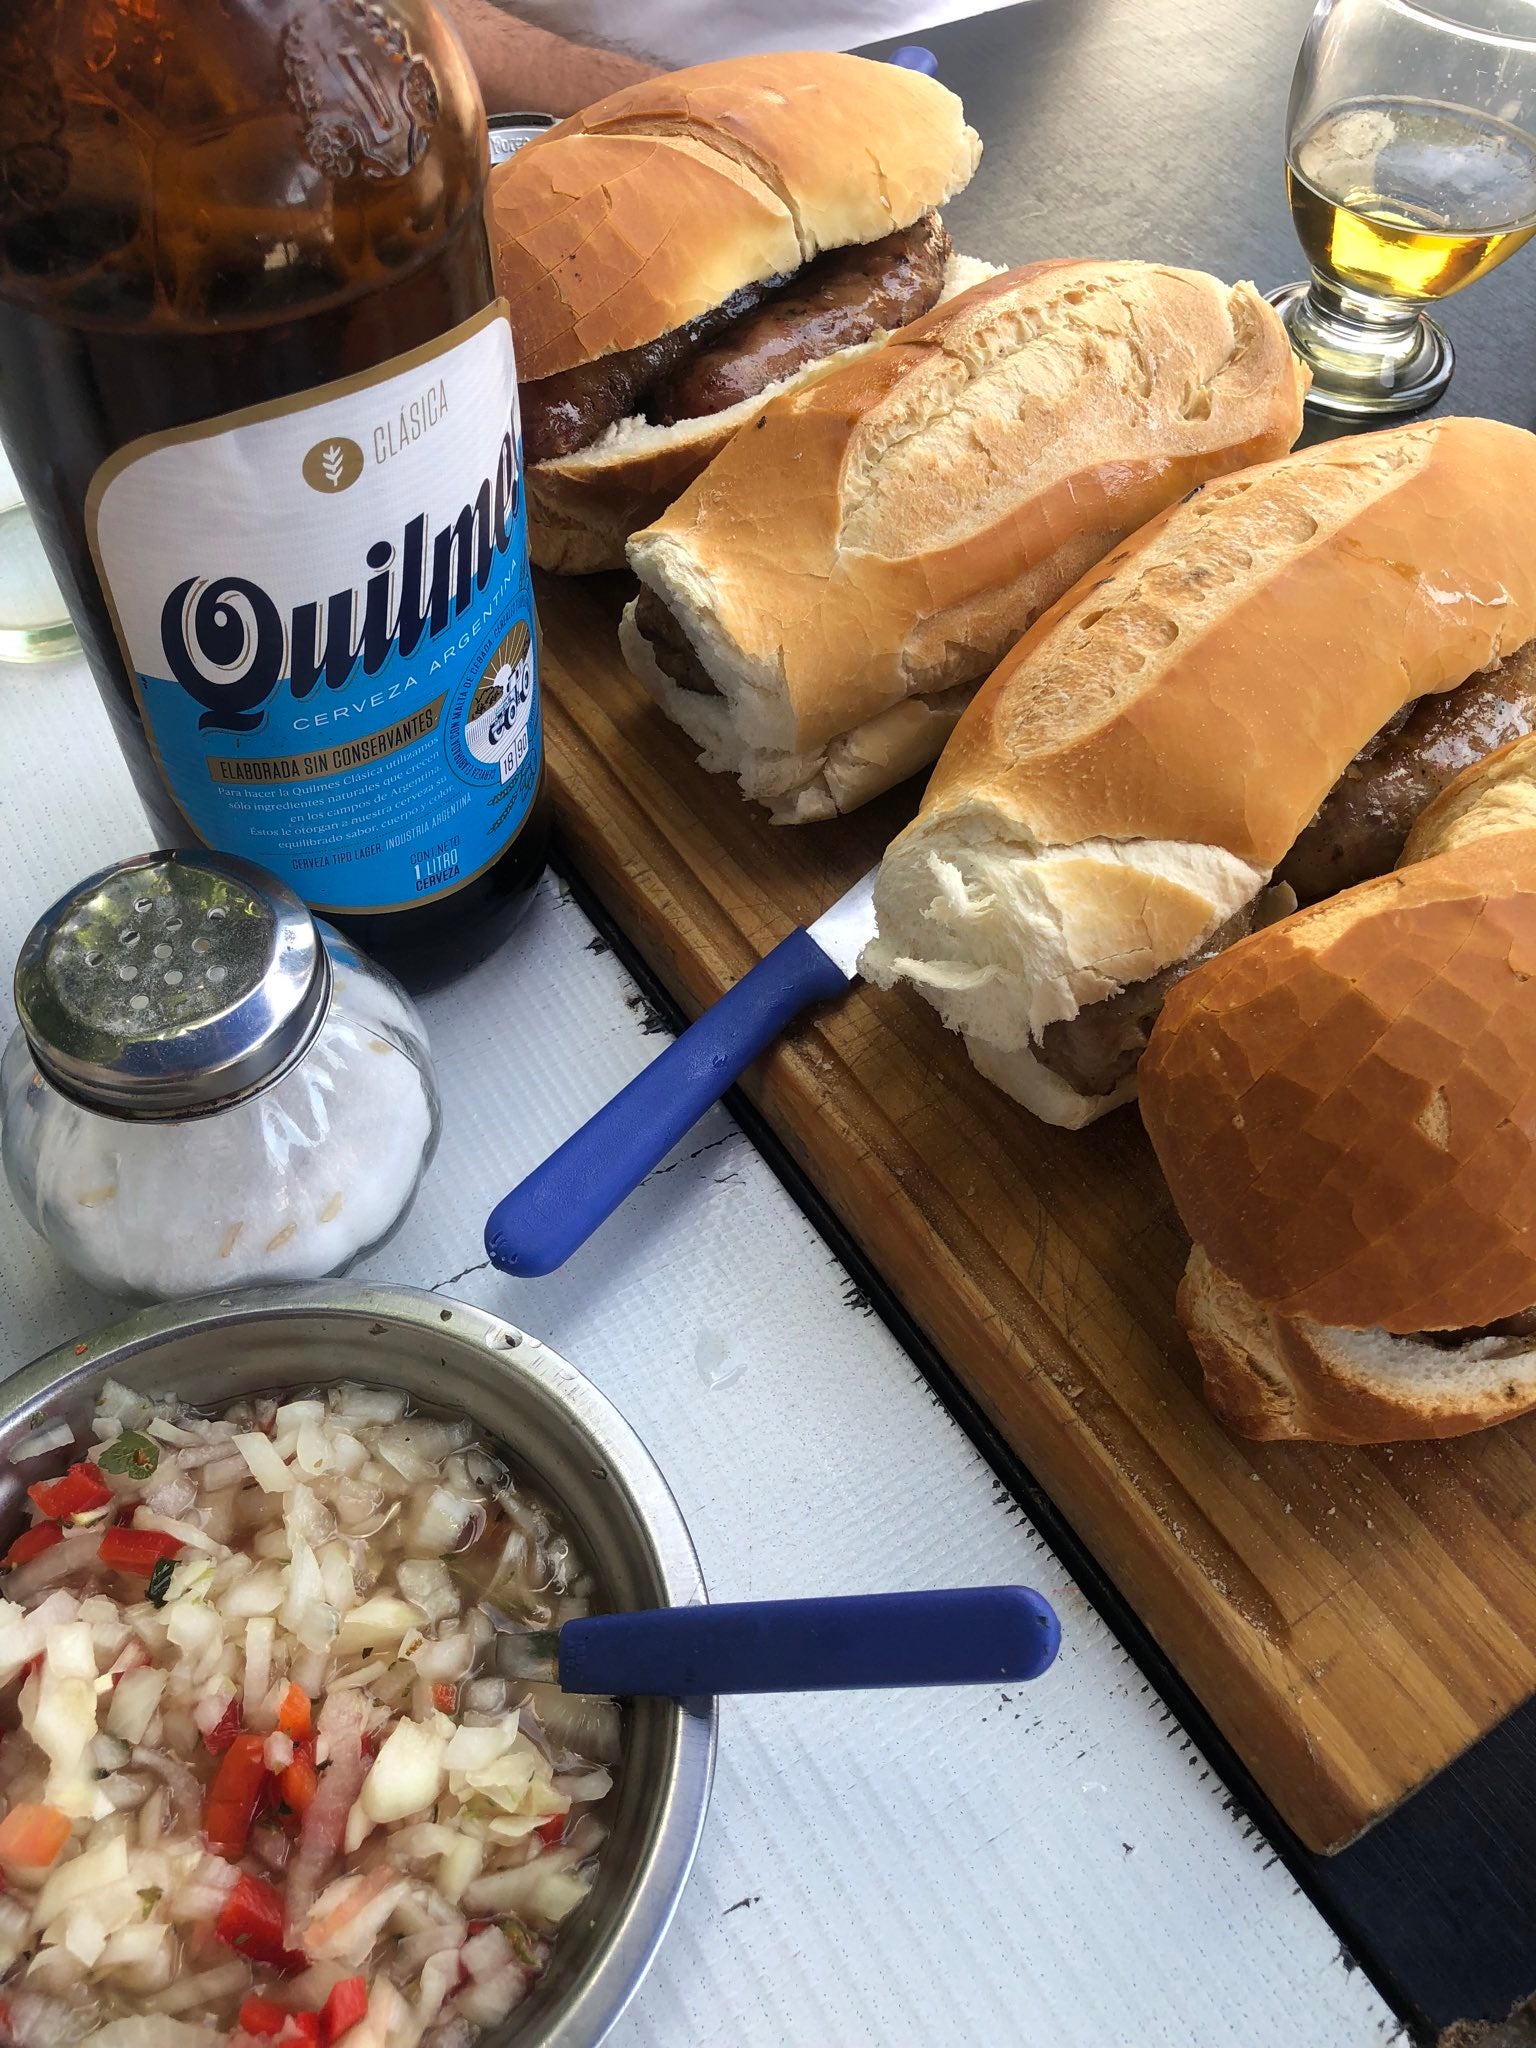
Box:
633;585;716;695
520;214;950;464
1423;1307;1536;1347
1033;892;1297;1099
519;276;783;464
1279;640;1536;904
650;213;951;424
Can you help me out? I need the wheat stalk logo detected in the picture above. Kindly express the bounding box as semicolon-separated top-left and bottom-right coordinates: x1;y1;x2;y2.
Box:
302;435;363;494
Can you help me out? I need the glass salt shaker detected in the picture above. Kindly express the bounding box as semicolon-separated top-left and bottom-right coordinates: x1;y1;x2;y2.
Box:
1;850;441;1302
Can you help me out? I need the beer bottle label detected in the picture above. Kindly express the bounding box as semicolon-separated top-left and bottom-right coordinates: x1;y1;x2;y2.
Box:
86;303;541;916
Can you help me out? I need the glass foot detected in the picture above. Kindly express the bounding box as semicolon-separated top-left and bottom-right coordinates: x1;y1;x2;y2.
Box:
1265;280;1454;419
0;502;77;665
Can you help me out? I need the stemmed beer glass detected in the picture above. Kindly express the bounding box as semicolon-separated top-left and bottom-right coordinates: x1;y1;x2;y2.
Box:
1270;0;1536;415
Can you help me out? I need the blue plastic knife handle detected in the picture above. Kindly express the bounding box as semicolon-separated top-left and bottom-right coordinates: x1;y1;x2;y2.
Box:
484;926;849;1278
556;1587;1060;1697
888;44;939;74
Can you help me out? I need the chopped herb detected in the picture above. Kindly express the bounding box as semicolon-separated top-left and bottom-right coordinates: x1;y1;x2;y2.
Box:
99;1431;159;1479
139;1887;161;1917
146;1556;175;1606
505;1919;539;1969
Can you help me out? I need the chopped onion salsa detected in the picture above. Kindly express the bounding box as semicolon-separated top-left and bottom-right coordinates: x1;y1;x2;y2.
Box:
0;1381;621;2048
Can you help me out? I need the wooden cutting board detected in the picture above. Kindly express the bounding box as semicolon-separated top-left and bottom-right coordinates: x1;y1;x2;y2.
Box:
536;571;1536;1855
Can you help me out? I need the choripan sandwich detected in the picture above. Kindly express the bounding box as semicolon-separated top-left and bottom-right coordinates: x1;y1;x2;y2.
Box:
622;260;1306;822
1140;734;1536;1444
488;52;989;572
860;416;1536;1127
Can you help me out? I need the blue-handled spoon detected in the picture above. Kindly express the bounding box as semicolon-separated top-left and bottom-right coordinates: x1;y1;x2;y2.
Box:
491;1585;1060;1695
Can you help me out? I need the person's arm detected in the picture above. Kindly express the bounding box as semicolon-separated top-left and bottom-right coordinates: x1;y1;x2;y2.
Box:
435;0;664;115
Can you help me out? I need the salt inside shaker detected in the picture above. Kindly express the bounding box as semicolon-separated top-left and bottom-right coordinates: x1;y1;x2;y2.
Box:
1;851;441;1302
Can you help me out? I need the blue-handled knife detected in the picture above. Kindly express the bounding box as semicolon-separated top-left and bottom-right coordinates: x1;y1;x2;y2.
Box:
493;1586;1060;1696
484;867;878;1278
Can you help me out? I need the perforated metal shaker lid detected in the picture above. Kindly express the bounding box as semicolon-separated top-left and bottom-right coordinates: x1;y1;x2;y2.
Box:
13;851;332;1120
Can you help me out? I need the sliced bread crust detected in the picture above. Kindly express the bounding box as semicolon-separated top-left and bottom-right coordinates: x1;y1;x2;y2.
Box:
865;417;1536;1125
626;259;1306;816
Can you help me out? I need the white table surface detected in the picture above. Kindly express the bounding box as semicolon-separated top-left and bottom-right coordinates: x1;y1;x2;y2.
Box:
0;649;1404;2048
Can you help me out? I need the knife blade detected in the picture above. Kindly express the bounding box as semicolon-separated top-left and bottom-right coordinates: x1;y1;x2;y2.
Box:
484;866;879;1277
802;865;876;978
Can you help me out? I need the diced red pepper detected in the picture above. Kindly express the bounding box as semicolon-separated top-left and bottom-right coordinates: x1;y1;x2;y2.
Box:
320;1976;369;2046
535;1813;567;1846
214;1870;305;1972
280;2015;321;2048
204;1733;269;1860
276;1684;312;1742
98;1525;183;1575
431;1681;457;1715
277;1747;317;1817
27;1463;111;1521
203;1697;241;1756
1;1524;62;1569
239;1998;289;2037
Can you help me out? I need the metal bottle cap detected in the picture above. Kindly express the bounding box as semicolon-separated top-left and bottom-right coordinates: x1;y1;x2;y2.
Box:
13;851;332;1121
486;111;556;165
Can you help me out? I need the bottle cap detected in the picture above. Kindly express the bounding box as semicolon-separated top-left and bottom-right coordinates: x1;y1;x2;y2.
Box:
486;111;557;165
13;851;331;1120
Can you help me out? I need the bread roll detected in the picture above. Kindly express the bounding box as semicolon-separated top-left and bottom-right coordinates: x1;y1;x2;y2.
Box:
861;416;1536;1126
1175;1248;1536;1442
1140;733;1536;1442
488;53;983;571
530;251;996;578
624;261;1306;823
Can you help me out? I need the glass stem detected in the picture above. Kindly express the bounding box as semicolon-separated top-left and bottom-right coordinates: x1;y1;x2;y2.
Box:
1291;270;1430;372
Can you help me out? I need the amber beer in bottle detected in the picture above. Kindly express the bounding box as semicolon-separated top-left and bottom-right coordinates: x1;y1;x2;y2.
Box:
0;0;550;984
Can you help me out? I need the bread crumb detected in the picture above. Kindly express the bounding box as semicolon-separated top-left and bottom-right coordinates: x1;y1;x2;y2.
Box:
1416;1086;1452;1149
266;1222;298;1254
218;1223;244;1261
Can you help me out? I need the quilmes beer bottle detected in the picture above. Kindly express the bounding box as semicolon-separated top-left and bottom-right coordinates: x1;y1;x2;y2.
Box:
0;0;551;984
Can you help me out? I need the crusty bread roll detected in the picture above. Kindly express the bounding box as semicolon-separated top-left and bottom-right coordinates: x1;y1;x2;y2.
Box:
1140;734;1536;1442
527;252;997;578
861;416;1536;1126
1174;1250;1536;1442
1399;726;1536;862
499;55;981;379
488;53;983;572
623;261;1306;823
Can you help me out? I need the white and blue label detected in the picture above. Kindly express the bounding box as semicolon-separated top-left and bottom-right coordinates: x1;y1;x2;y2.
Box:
87;302;541;915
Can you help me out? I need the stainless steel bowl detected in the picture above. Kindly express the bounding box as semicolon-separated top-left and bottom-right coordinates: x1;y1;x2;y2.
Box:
4;1282;715;2048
